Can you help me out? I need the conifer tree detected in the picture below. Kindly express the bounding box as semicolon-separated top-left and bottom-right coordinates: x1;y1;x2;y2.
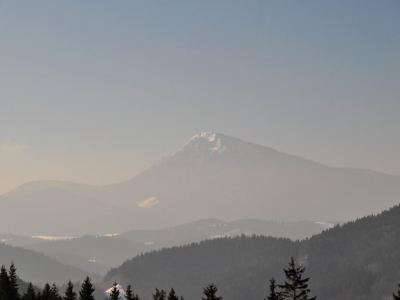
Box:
37;291;42;300
266;278;280;300
167;289;178;300
79;277;94;300
64;281;76;300
393;283;400;300
42;284;52;300
109;283;120;300
50;284;61;300
8;263;20;300
277;258;316;300
0;265;10;300
22;283;36;300
152;289;166;300
124;285;139;300
202;284;222;300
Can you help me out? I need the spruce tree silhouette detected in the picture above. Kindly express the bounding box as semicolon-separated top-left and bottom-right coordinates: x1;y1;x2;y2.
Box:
36;291;42;300
167;289;178;300
0;265;10;300
64;281;77;300
124;285;136;300
266;278;280;300
109;283;121;300
278;258;316;300
393;284;400;300
79;277;95;300
22;283;36;300
152;289;166;300
50;284;61;300
8;263;19;300
202;284;222;300
42;284;52;300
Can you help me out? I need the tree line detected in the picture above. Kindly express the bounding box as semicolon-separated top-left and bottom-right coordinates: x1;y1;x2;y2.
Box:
1;261;399;300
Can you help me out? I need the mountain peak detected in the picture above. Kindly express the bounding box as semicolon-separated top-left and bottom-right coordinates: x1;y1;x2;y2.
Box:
190;132;219;142
158;132;261;165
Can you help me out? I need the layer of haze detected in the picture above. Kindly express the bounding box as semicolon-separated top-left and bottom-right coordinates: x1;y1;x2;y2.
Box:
1;1;399;195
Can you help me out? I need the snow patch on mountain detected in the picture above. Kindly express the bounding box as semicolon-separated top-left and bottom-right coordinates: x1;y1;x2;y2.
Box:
155;132;269;166
138;197;159;208
105;284;126;300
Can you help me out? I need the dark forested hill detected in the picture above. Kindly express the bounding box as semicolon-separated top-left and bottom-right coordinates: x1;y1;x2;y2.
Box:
103;204;400;300
306;205;400;300
103;236;299;300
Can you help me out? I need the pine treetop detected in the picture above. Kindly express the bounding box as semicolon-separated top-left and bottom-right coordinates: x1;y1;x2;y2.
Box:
277;258;316;300
64;281;77;300
79;277;95;300
50;283;61;300
152;288;166;300
124;285;134;300
393;283;400;300
42;283;52;300
202;284;222;300
109;283;120;300
22;282;36;300
8;263;20;300
167;288;178;300
266;278;280;300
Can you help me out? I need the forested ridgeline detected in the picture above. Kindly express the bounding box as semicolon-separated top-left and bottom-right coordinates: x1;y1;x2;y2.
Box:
104;235;298;300
2;259;400;300
0;259;324;300
104;204;400;300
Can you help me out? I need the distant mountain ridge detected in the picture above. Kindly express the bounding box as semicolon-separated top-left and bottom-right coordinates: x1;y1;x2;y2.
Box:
1;132;400;234
0;243;98;286
5;218;326;277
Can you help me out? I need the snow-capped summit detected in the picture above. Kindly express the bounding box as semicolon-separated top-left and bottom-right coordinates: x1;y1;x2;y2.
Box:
190;132;219;142
174;132;230;159
163;132;270;164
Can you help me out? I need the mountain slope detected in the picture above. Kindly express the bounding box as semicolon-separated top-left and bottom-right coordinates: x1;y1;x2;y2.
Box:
103;204;400;300
23;236;147;269
0;243;98;286
107;132;400;224
0;188;156;235
2;132;400;234
119;218;328;246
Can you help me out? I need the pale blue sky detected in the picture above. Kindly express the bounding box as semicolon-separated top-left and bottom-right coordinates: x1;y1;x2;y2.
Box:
1;1;399;194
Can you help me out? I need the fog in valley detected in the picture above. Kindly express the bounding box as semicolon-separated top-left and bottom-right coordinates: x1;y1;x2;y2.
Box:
1;2;400;300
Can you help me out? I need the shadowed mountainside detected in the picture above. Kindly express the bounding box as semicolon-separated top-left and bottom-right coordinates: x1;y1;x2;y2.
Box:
0;243;99;286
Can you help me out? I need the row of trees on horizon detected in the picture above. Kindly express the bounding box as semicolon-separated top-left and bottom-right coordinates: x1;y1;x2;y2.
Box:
1;261;400;300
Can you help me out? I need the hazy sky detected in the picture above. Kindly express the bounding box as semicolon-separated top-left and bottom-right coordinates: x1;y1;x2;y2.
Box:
1;1;399;195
